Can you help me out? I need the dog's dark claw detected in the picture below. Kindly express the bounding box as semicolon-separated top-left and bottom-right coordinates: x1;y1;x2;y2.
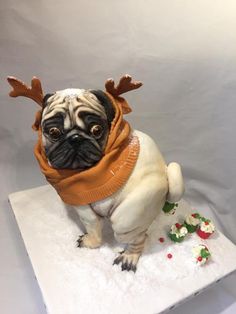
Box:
126;263;132;272
113;253;137;273
76;234;87;247
121;262;128;271
131;264;137;273
113;255;123;265
76;238;83;247
122;262;136;272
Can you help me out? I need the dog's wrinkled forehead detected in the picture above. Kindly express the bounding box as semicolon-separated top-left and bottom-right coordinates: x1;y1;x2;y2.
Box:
42;88;107;129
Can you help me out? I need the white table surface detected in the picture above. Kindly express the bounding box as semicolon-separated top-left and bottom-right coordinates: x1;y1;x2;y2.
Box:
8;185;236;314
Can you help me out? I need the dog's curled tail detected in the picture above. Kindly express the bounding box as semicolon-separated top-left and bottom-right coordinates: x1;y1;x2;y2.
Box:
166;162;184;203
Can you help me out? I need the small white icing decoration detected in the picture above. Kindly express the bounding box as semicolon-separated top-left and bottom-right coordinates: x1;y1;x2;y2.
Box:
200;220;215;233
192;244;211;266
179;226;188;236
192;245;204;257
185;214;200;226
170;224;188;238
56;88;85;97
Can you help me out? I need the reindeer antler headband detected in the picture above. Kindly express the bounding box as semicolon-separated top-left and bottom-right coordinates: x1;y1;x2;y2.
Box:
7;74;142;107
7;76;44;106
105;74;142;97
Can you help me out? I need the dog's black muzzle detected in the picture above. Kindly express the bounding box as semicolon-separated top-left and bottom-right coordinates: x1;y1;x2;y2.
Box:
47;133;103;170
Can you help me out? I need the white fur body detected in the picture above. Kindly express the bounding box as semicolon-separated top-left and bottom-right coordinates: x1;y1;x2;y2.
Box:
74;130;184;245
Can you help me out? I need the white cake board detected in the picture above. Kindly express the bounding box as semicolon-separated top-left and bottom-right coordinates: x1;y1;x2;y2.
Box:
9;185;236;314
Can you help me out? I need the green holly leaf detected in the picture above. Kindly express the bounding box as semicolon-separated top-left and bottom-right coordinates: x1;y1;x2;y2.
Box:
200;215;211;223
162;202;177;213
200;248;211;258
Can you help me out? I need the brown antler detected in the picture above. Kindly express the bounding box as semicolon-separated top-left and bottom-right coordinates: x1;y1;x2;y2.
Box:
7;76;44;106
105;74;142;97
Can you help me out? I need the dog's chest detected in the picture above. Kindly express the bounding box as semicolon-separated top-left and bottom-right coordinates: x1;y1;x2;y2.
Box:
90;193;120;217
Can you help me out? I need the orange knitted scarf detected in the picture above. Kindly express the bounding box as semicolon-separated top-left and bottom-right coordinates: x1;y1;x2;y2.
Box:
33;92;139;205
7;75;142;206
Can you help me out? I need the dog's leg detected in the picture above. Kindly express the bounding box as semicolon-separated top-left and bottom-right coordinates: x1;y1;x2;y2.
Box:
113;230;147;272
74;205;103;249
110;174;168;272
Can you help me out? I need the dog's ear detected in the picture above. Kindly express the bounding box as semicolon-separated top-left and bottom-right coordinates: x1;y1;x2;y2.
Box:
42;93;54;109
90;90;115;126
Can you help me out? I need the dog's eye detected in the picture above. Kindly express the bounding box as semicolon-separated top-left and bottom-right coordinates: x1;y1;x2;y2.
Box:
49;127;61;139
90;124;103;138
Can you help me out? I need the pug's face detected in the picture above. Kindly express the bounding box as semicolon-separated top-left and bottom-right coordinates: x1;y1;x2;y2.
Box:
41;89;115;170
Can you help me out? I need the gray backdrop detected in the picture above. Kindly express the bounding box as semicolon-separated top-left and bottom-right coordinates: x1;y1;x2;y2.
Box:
0;0;236;313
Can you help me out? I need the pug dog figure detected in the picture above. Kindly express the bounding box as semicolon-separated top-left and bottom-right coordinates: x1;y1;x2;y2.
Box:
7;75;184;272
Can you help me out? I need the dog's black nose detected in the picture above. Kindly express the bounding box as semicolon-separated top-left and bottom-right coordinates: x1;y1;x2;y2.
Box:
68;134;80;145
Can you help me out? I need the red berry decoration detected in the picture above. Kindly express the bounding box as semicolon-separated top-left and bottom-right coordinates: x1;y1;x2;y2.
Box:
192;214;197;218
175;223;181;229
167;253;173;259
197;256;203;262
205;221;209;225
159;237;165;243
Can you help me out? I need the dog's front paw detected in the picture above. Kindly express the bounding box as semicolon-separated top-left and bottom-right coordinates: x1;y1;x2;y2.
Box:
113;251;139;272
76;233;101;249
76;234;87;247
